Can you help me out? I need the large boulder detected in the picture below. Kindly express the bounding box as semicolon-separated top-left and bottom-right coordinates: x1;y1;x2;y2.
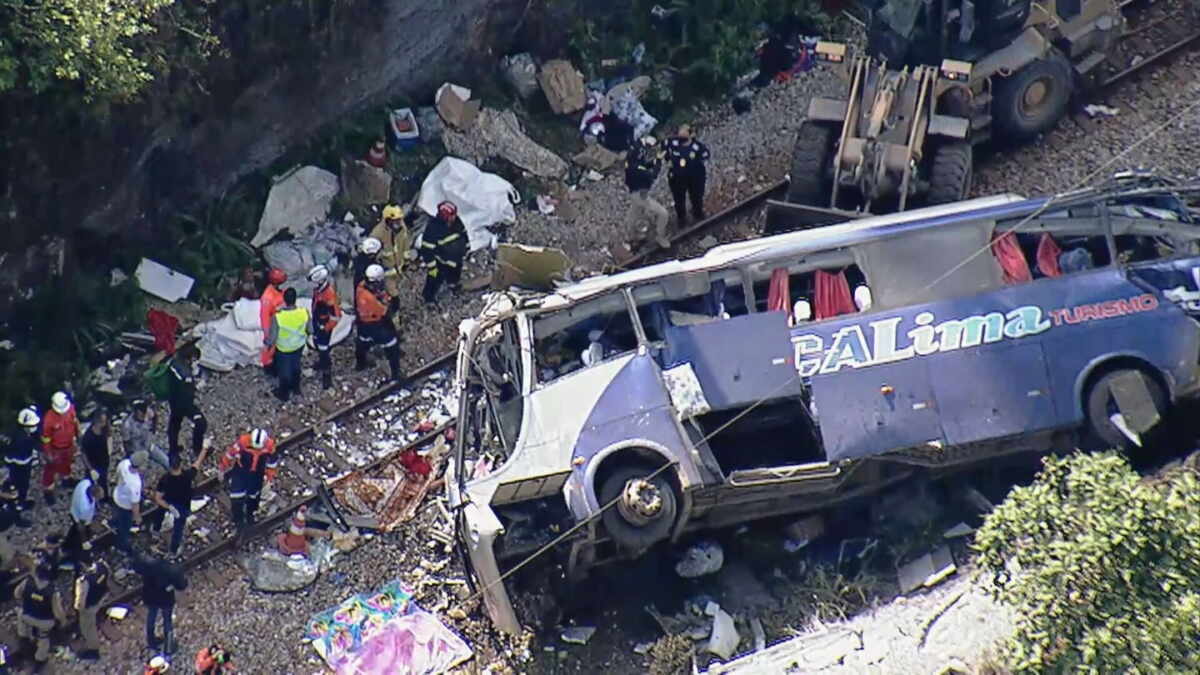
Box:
442;108;569;179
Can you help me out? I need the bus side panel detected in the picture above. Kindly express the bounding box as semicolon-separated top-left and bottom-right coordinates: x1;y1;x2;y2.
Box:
927;342;1058;445
813;358;945;461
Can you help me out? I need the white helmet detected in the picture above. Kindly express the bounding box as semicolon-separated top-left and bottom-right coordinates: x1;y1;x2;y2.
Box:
640;135;658;147
51;391;70;414
359;237;382;255
365;264;385;282
250;429;269;449
17;407;40;428
308;264;329;285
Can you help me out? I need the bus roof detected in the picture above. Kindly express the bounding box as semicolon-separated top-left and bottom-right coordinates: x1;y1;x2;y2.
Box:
550;193;1034;305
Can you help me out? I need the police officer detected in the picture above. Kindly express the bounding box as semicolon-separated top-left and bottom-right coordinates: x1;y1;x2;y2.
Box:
166;343;208;464
0;482;22;571
354;237;383;287
268;288;310;402
5;407;40;509
15;562;65;670
419;201;468;304
220;429;278;535
665;124;711;225
355;265;403;381
625;135;670;249
74;547;110;661
308;265;342;390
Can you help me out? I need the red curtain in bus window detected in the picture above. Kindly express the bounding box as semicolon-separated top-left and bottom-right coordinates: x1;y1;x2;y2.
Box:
1036;233;1063;278
767;268;790;313
814;270;856;319
991;231;1032;284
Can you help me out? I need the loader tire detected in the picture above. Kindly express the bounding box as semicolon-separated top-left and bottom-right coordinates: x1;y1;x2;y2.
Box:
926;142;973;205
992;51;1074;143
786;122;836;206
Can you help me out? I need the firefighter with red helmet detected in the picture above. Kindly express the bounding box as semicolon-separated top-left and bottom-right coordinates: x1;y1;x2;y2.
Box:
259;269;288;372
419;201;468;304
219;429;278;534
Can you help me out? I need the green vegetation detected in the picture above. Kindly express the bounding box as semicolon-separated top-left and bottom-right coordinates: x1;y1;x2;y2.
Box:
975;451;1200;673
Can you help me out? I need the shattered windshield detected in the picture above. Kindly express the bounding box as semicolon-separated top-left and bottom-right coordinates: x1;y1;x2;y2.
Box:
876;0;924;40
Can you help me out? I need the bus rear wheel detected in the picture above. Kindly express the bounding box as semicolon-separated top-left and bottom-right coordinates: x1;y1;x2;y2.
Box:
1083;368;1167;452
599;465;678;552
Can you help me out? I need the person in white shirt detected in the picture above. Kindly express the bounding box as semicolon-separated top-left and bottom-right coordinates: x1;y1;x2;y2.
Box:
112;451;148;552
70;478;99;526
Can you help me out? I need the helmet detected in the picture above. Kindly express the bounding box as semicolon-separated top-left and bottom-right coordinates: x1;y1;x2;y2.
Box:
640;135;658;147
382;204;403;221
268;268;287;286
437;201;458;221
17;407;40;428
307;265;329;285
51;392;70;414
365;264;385;282
249;429;268;449
147;655;169;672
360;237;382;255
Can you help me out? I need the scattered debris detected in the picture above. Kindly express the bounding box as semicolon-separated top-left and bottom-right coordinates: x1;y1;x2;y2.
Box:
561;626;596;645
573;144;622;172
782;514;825;544
443;108;569;179
416;157;518;252
501;52;540;99
675;539;724;578
584;169;604;182
435;83;481;130
536;195;557;215
750;617;765;652
251;166;340;247
1084;104;1119;118
897;546;957;594
704;602;740;660
110;268;129;286
135;258;195;303
942;522;974;539
248;550;320;592
706;629;861;673
388;107;421;150
340;157;393;208
416;106;444;143
633;641;654;655
106;606;129;621
959;486;995;515
698;235;719;250
538;60;587;114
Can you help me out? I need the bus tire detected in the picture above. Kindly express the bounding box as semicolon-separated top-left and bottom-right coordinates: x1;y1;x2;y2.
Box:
992;50;1073;143
1083;368;1167;451
926;142;973;205
786;122;836;206
598;465;678;552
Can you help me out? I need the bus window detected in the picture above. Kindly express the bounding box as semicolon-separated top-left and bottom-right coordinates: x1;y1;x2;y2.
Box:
1116;235;1172;264
464;319;524;464
532;292;638;383
634;271;745;343
1003;231;1112;282
753;264;867;320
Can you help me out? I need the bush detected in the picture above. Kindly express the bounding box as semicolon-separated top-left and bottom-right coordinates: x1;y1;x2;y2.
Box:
974;451;1200;673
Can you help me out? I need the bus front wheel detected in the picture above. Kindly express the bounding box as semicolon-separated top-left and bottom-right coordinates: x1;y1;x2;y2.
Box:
1083;368;1167;452
599;465;678;552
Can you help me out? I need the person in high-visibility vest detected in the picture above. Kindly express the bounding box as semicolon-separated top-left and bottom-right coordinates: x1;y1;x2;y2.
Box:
355;265;402;381
308;265;342;391
259;268;287;373
268;288;310;403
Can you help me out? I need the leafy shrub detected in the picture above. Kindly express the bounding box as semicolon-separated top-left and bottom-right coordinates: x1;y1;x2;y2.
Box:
974;451;1200;674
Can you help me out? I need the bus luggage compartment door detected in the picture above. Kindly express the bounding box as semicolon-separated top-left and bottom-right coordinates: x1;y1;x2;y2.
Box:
928;342;1058;445
812;359;945;461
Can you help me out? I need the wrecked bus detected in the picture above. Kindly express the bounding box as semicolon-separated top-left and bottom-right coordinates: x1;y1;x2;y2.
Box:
448;178;1200;633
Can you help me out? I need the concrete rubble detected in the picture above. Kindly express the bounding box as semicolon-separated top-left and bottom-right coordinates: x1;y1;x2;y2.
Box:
501;52;540;99
705;602;741;660
675;539;724;578
897;546;957;594
442;107;569;179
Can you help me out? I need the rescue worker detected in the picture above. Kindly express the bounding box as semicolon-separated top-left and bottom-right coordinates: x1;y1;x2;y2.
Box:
220;429;279;534
74;547;110;661
355;265;403;381
665;124;711;225
354;237;383;287
309;265;342;390
5;407;40;509
167;344;208;463
195;644;234;674
259;268;287;373
0;483;22;571
370;204;413;294
40;391;80;505
624;135;670;249
268;288;310;402
419;201;468;304
15;562;66;671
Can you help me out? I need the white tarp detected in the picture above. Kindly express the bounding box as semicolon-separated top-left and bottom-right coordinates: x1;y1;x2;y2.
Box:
252;166;340;248
197;298;354;372
417;157;518;252
135;258;195;302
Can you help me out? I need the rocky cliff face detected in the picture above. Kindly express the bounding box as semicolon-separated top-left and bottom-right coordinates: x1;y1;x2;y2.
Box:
2;0;525;247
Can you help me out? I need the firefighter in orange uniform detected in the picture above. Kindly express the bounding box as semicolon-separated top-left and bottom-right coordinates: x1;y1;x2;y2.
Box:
354;265;402;381
220;429;278;534
308;265;342;391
